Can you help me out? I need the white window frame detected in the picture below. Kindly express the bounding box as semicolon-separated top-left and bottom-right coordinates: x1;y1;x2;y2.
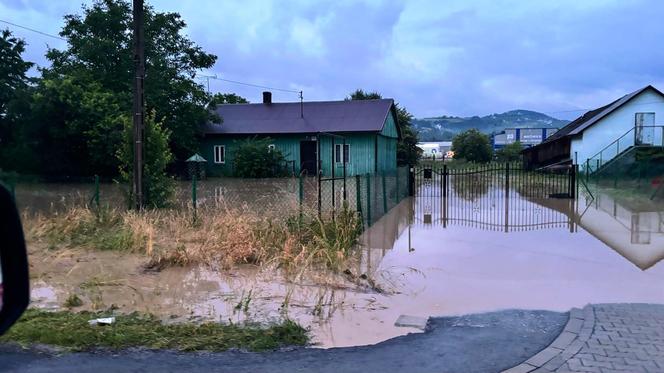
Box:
213;145;225;164
335;143;350;163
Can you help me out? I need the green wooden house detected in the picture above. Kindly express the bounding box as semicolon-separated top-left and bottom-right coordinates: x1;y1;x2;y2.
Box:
200;92;400;177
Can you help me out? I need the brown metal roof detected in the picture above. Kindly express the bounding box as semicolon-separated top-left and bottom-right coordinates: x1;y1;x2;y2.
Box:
202;99;396;135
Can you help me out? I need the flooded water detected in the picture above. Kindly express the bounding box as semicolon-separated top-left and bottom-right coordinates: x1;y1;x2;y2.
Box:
27;183;664;348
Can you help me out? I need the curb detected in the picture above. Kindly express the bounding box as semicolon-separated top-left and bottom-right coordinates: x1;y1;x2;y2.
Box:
500;305;595;373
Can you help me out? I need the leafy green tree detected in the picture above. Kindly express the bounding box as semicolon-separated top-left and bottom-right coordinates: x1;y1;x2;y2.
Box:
233;137;287;178
452;129;492;163
25;77;126;176
494;141;524;162
210;93;249;105
117;110;174;208
347;89;382;100
0;29;35;172
347;90;422;166
40;0;217;170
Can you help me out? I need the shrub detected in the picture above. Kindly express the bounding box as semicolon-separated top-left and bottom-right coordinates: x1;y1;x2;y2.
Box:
495;141;524;162
452;129;492;163
233;137;287;178
117;110;175;208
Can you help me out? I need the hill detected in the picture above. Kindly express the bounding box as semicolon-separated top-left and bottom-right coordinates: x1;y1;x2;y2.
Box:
412;110;569;141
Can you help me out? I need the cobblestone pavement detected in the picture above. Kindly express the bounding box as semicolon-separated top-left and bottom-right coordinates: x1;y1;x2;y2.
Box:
503;304;664;373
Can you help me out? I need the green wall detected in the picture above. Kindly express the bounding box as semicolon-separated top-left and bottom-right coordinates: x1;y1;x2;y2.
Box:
200;110;400;177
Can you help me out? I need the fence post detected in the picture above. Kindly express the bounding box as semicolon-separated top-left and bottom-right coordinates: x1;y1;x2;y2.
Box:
408;165;415;196
382;171;388;214
355;174;362;223
192;172;197;222
569;165;575;199
504;163;510;232
298;172;304;206
366;173;371;225
395;168;399;202
585;159;590;184
94;175;100;209
443;164;448;199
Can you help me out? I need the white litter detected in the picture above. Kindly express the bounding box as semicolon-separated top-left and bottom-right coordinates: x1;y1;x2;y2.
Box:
88;317;116;326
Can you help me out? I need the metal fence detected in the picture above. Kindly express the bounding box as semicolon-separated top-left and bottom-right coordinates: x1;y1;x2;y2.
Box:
318;166;410;226
412;163;577;200
410;163;578;232
1;168;411;226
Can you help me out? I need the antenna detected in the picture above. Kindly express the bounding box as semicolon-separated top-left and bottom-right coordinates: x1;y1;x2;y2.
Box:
299;91;304;118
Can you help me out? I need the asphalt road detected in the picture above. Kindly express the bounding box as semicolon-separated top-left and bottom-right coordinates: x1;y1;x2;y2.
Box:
0;309;567;373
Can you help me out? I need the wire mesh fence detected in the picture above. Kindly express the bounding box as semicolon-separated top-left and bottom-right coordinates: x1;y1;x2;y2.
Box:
318;166;410;226
1;167;411;226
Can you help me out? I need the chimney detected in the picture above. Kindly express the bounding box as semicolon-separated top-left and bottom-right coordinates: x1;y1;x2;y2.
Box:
262;91;272;105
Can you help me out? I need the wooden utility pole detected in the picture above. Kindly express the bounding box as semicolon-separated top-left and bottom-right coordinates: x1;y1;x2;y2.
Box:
132;0;145;209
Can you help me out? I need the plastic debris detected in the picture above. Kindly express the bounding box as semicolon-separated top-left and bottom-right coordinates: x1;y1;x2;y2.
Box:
88;317;116;326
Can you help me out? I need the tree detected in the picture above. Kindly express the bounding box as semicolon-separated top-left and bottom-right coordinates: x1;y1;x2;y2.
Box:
452;129;492;163
346;89;422;166
210;93;248;105
347;89;382;100
233;137;287;178
0;30;34;171
495;141;524;162
39;0;217;173
118;110;174;208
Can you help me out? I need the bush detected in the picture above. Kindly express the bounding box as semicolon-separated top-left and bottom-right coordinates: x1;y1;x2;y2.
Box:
117;111;175;208
495;141;524;162
233;137;287;178
452;129;492;163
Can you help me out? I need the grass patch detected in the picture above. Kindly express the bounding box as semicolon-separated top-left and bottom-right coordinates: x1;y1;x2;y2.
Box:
31;207;147;251
0;309;308;352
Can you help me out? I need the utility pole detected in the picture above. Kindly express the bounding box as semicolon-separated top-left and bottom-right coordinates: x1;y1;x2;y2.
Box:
299;91;303;118
132;0;145;209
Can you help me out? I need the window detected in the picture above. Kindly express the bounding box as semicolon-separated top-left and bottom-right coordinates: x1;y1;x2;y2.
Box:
335;144;350;163
268;144;276;152
213;145;225;164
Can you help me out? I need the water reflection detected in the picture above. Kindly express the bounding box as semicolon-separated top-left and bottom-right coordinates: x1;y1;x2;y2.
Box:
537;192;664;270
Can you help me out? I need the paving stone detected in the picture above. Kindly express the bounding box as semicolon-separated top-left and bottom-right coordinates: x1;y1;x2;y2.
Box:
506;304;664;373
527;347;563;367
394;315;428;330
551;332;578;350
501;363;537;373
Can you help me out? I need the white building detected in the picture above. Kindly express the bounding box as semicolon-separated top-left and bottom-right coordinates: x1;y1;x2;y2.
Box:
417;141;453;158
523;85;664;170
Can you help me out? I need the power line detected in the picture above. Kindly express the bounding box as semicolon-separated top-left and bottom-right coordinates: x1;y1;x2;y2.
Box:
198;73;300;94
0;19;66;41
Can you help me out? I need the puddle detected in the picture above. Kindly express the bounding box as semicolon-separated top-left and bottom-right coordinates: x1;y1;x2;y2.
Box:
26;184;664;348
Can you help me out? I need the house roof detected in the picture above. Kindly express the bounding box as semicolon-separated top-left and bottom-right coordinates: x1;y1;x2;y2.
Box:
543;85;664;144
202;99;397;135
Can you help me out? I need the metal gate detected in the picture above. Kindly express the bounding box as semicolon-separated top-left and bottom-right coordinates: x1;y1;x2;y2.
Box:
411;163;577;200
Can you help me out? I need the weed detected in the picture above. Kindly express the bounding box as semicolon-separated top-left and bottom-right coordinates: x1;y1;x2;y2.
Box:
63;294;83;308
28;203;363;275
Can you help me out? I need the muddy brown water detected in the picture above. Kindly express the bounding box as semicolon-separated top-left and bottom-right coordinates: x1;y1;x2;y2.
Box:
25;182;664;348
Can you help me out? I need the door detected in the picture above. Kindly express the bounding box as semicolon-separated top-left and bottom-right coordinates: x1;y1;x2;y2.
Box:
635;112;655;145
300;140;317;175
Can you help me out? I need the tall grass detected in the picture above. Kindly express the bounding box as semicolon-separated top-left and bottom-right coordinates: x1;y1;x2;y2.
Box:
26;202;363;274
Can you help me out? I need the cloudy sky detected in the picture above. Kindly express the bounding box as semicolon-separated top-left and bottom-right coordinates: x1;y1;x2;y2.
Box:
2;0;664;119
